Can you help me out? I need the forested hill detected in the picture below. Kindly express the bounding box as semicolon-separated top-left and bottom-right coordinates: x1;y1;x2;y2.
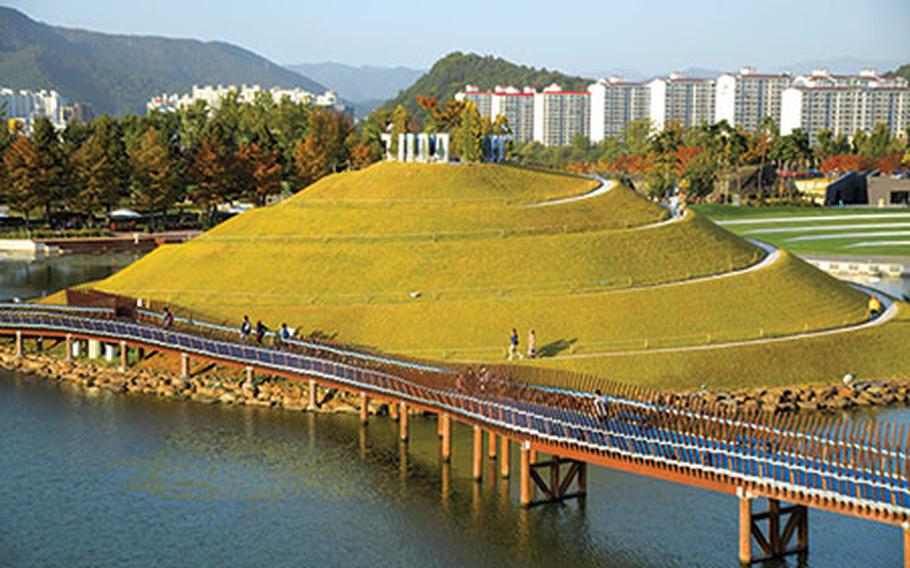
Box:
383;52;591;116
0;7;326;116
885;63;910;83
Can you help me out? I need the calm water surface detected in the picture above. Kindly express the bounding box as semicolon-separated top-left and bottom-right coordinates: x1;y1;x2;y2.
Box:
0;256;907;568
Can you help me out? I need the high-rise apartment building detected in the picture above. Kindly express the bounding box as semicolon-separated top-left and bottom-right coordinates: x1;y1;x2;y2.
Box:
0;87;66;131
455;85;536;142
147;84;347;114
587;77;651;142
532;84;590;147
715;67;792;131
649;74;715;130
780;69;910;144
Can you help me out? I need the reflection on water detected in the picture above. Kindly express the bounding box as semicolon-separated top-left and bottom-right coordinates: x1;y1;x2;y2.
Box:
0;253;141;301
845;274;910;300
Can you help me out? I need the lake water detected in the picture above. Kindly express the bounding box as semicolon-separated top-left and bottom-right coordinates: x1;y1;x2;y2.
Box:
0;255;907;568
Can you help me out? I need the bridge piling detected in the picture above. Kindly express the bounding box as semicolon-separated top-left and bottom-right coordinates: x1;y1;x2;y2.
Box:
472;426;483;481
739;490;752;565
500;437;510;478
119;341;127;371
180;353;189;378
389;401;400;421
307;379;318;410
14;330;22;358
245;366;253;384
65;334;72;362
519;442;532;507
88;339;100;360
399;402;408;442
440;413;451;462
488;431;497;460
359;392;369;425
903;522;909;568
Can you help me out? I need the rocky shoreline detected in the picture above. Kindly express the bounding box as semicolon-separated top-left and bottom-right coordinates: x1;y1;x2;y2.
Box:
1;347;908;415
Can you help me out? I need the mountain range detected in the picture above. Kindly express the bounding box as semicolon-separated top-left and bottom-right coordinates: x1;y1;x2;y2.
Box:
0;6;325;116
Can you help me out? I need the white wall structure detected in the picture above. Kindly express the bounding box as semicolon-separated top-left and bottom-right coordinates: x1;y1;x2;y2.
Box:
380;133;450;163
648;73;715;130
780;69;910;144
714;67;792;131
532;84;590;147
587;77;651;142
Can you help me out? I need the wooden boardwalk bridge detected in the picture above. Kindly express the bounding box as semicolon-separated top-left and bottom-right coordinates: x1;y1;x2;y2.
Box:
1;301;908;566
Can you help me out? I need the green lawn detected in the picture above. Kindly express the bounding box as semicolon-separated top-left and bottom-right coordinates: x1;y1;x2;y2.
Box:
695;205;910;257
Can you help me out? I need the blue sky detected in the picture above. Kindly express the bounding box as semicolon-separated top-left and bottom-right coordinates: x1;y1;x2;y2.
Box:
5;0;909;75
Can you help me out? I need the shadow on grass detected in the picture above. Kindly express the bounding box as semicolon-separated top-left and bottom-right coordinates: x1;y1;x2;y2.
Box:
537;338;577;358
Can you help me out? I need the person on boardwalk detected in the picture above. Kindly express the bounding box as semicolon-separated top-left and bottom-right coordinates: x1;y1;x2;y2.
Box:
279;322;292;344
592;389;610;424
868;294;882;319
507;328;521;360
162;306;174;330
254;320;267;344
527;329;537;358
240;315;252;341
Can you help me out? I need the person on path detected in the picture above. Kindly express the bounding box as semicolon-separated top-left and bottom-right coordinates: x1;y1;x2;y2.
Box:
254;320;267;344
279;323;292;343
508;328;521;361
593;389;610;424
240;315;252;341
868;294;883;319
527;329;537;358
162;306;174;330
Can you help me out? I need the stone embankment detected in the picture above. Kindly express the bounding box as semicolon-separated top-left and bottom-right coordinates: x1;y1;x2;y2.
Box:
0;349;380;415
1;347;908;415
689;381;910;413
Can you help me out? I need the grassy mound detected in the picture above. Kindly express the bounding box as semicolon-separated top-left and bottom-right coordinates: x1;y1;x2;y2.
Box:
94;162;901;389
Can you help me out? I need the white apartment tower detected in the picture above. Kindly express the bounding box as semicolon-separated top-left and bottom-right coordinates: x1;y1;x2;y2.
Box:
648;73;715;130
489;86;536;143
455;85;494;118
715;67;792;131
532;84;590;147
587;77;651;142
780;69;910;144
0;87;66;130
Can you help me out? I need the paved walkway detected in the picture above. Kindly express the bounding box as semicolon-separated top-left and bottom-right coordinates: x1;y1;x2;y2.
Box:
718;212;910;226
527;176;616;207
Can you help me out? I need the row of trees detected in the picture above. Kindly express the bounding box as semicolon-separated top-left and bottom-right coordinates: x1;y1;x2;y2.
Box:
510;119;910;200
0;92;381;228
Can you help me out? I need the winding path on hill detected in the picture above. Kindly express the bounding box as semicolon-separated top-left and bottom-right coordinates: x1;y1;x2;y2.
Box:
551;282;898;360
527;176;616;207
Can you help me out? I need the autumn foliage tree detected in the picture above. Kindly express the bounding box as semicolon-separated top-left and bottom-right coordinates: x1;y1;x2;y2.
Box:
237;142;282;206
190;124;243;224
130;128;182;225
1;136;44;227
70;119;130;219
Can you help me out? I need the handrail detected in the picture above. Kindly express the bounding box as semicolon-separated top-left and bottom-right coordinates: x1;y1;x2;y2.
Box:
0;310;907;520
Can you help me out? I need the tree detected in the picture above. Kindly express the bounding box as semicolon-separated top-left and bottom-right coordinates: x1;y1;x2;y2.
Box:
1;137;44;227
451;101;484;162
237;142;282;206
130;128;182;226
623;119;653;157
190;124;243;223
388;105;411;155
294;135;329;187
350;141;380;170
30;116;69;220
70;119;130;219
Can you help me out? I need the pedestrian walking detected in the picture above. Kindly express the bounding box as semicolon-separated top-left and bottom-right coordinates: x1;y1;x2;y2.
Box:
162;306;174;329
868;294;882;319
254;320;267;344
240;315;252;341
527;329;537;358
593;389;610;424
507;328;521;361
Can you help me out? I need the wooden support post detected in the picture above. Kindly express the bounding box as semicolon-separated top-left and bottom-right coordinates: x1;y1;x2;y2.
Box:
119;340;127;371
472;425;483;481
768;499;781;554
359;392;369;425
14;330;22;358
739;490;752;565
500;436;510;478
307;379;318;410
390;401;400;421
88;339;101;359
488;431;497;460
245;366;253;383
520;442;532;507
399;402;408;442
180;352;189;378
65;334;72;362
440;413;451;462
530;449;538;464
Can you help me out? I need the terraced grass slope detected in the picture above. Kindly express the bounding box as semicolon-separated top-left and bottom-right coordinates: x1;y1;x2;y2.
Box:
95;163;899;389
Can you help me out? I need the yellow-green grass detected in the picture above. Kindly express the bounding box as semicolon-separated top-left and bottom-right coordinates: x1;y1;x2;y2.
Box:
100;213;760;303
91;162;897;390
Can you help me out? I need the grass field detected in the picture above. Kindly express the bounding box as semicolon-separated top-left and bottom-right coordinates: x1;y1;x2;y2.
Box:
90;163;908;390
695;205;910;257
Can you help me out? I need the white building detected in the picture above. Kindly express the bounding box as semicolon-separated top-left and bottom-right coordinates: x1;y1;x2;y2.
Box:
587;77;651;142
455;85;536;143
715;67;792;131
780;69;910;144
648;73;715;130
147;84;347;114
0;87;67;131
532;84;590;147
